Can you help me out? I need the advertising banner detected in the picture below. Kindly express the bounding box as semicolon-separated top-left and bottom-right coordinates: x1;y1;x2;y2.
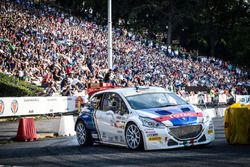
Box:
0;96;87;117
235;95;250;104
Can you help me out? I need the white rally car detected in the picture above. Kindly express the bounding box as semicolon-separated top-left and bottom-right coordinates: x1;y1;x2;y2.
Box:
75;86;215;150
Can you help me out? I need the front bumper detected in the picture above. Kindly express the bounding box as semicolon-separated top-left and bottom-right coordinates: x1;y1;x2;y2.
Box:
141;121;215;150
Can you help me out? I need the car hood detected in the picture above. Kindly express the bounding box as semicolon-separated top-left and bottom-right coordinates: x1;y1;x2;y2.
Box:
136;104;203;126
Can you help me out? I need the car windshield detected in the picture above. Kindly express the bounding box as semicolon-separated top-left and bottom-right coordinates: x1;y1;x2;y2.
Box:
125;92;187;110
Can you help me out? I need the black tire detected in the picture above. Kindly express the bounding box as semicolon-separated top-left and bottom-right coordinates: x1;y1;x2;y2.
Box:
75;120;93;146
125;122;144;150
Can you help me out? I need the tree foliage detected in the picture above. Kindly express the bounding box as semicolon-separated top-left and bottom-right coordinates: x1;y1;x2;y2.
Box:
0;73;44;97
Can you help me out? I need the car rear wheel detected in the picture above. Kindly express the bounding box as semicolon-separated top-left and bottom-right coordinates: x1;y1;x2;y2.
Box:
76;121;93;146
125;123;144;150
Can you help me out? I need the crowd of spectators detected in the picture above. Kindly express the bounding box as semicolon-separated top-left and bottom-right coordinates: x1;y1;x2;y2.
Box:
0;1;249;98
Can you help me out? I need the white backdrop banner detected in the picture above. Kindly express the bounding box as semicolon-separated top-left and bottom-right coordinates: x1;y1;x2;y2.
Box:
0;96;88;117
235;95;250;104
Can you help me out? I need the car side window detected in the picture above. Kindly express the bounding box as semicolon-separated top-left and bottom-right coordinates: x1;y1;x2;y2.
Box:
119;101;128;115
91;93;103;110
102;93;128;115
103;93;117;111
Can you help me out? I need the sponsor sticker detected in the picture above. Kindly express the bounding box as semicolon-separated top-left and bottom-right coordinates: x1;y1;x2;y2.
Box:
120;116;126;120
155;112;203;122
117;130;123;134
145;129;156;134
11;100;18;114
148;136;162;142
116;116;122;120
0;100;4;115
114;121;125;129
147;133;159;137
208;129;214;134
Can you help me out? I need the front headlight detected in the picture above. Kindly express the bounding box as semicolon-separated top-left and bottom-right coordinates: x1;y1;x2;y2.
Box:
139;116;165;129
198;111;210;123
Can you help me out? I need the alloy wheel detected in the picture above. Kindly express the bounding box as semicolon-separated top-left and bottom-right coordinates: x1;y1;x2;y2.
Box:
126;124;141;149
76;122;86;145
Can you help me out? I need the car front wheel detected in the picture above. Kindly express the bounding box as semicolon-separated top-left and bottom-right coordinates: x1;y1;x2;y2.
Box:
76;121;93;146
125;123;144;150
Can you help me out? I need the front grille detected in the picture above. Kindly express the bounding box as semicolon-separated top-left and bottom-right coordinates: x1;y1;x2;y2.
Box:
169;124;202;140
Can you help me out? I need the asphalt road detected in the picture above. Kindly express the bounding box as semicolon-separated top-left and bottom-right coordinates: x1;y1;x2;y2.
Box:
0;117;249;167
